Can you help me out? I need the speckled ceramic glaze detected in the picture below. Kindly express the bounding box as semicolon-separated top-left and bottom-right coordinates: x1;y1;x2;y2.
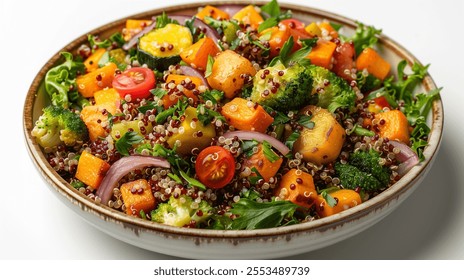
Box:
23;1;443;259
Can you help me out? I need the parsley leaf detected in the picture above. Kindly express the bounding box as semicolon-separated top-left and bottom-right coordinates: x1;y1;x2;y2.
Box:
321;189;337;207
285;130;301;150
229;198;299;230
196;104;227;126
258;17;278;33
115;131;144;156
297;115;315;129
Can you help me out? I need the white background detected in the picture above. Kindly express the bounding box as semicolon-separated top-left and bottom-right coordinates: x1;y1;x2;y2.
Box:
1;0;463;260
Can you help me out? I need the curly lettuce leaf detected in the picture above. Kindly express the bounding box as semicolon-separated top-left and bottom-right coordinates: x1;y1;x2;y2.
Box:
44;52;85;109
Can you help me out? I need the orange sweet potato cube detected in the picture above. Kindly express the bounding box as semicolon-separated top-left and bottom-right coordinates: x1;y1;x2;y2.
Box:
75;151;110;189
274;169;317;208
120;179;156;217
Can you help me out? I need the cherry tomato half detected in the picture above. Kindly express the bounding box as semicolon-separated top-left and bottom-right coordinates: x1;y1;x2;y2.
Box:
280;19;312;52
195;146;236;189
112;67;156;99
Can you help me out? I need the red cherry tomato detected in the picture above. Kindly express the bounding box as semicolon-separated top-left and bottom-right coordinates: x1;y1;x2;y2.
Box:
280;19;312;52
195;146;236;189
112;67;156;99
374;96;391;109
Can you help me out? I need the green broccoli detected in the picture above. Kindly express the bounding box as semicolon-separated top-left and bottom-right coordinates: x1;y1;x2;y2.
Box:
335;162;383;192
250;61;315;111
151;195;213;227
307;64;357;113
31;105;88;149
349;149;391;186
335;149;391;192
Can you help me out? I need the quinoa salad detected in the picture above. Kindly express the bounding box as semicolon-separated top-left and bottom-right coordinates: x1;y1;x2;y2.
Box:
31;0;440;230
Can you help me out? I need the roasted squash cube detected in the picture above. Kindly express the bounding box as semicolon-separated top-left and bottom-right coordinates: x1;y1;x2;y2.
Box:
120;179;156;217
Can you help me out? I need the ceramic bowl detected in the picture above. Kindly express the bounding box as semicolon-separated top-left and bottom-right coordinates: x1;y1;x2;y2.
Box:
23;1;443;259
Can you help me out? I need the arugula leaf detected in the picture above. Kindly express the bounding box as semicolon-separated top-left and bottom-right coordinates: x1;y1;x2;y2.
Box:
350;21;382;56
115;131;144;156
269;37;315;67
229;198;299;230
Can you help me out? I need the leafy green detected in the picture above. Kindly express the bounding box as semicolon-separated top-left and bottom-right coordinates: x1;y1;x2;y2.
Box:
320;190;337;207
269;37;316;68
297;115;314;129
349;22;382;56
260;0;292;21
229;198;298;230
258;17;278;33
179;170;206;191
262;140;280;162
200;89;224;104
285;130;300;150
44;52;85;109
196;104;227;126
115;131;144;156
205;55;214;78
155;12;178;29
87;34;112;49
347;124;375;137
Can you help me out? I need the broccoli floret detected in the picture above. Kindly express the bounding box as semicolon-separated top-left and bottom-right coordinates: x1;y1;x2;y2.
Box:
31;105;88;149
335;149;392;192
250;62;315;111
335;162;383;192
349;149;391;186
151;195;213;227
307;65;357;113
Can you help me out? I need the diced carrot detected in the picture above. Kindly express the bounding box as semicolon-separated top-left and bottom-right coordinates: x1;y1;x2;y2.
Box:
122;19;153;41
221;97;274;133
318;21;338;39
259;25;291;58
207;50;256;99
93;88;121;115
84;48;107;73
307;39;337;69
373;109;410;144
162;74;204;109
80;104;113;141
232;5;263;29
241;144;283;182
196;5;230;21
274;169;317;208
76;62;117;98
120;179;157;217
180;37;220;70
75;150;110;189
356;47;391;80
315;189;362;217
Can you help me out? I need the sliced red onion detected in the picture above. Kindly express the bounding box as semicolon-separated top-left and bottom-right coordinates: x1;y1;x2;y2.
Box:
179;65;210;89
122;15;220;51
223;131;290;156
389;140;420;176
217;5;244;17
96;155;170;205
